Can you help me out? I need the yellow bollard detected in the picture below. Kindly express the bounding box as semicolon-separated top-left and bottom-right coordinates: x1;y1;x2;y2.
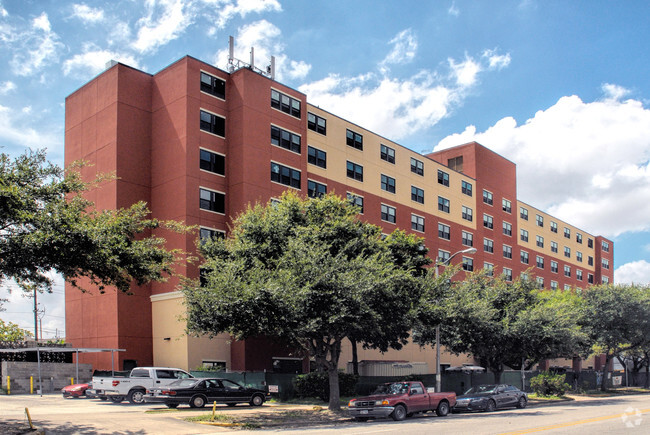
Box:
30;377;33;394
7;376;10;395
71;377;74;385
212;401;217;421
25;408;34;429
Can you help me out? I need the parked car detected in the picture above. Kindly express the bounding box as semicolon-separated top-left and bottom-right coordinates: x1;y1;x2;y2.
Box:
347;381;456;422
61;383;90;398
454;384;527;412
88;367;193;404
144;378;269;408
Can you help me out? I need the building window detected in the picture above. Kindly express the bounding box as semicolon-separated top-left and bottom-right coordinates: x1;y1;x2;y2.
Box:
271;162;301;189
199;188;225;214
346;161;363;182
576;233;582;244
307;146;326;168
603;276;610;284
564;246;571;258
381;204;396;223
503;245;512;259
576;269;583;281
381;174;396;193
588;238;594;248
484;238;494;253
448;156;463;172
411;186;424;204
347;193;364;213
520;229;529;242
564;265;571;277
437;170;449;186
483;189;493;205
483;214;493;229
411;214;425;232
550;221;558;233
308;180;327;198
462;256;473;271
462;181;473;196
551;261;558;273
602;259;610;269
200;227;225;243
438;223;450;240
271;125;301;153
438;250;450;263
307;112;326;135
200;72;225;99
521;250;529;264
536;214;544;227
551;241;558;253
536;255;544;269
551;281;558;290
380;144;395;163
536;276;544;289
588;256;594;266
199;149;225;175
462;231;473;247
536;235;544;248
438;196;450;213
519;208;530;224
503;267;513;282
576;251;583;262
503;222;512;236
484;263;494;277
200;110;225;137
588;273;594;284
346;129;363;150
602;241;610;252
462;206;473;222
564;227;571;238
271;89;301;118
502;199;511;213
411;157;424;176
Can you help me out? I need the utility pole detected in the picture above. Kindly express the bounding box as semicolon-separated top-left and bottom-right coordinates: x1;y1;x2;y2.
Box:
33;287;38;341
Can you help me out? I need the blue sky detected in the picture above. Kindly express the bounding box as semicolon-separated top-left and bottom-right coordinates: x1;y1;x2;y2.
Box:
1;0;650;337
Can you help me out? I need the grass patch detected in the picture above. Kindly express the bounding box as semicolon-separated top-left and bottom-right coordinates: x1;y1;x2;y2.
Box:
183;408;348;430
528;393;569;400
185;414;234;423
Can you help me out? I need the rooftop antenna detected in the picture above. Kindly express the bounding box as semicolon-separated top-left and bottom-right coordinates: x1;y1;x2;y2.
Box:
226;35;275;80
228;36;235;73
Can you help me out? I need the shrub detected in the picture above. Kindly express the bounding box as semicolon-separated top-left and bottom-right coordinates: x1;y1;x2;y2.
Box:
530;371;571;396
294;371;358;401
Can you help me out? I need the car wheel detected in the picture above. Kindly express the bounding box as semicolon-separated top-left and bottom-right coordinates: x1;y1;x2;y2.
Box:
100;396;108;401
391;404;407;421
190;395;206;408
165;403;179;409
436;400;450;417
250;394;264;406
485;399;496;412
517;396;527;409
109;396;124;403
354;417;369;422
128;389;146;404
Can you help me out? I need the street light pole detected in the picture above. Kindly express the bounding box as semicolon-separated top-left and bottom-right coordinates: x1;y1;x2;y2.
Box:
435;247;477;392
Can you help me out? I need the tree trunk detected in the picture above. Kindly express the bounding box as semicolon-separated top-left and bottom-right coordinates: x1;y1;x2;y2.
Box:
327;339;342;411
350;337;359;376
492;363;504;384
600;354;611;392
645;353;650;389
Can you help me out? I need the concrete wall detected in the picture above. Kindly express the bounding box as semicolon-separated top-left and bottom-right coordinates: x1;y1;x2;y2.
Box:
1;361;92;394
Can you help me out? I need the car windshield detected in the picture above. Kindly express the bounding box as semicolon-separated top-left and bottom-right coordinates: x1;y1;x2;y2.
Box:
464;385;498;395
372;383;410;395
168;379;200;388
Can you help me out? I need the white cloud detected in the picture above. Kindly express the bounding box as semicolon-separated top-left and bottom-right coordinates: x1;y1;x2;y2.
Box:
132;0;195;54
602;82;630;101
0;104;61;151
448;55;481;87
435;88;650;238
63;44;140;78
0;81;16;94
448;1;460;16
71;4;105;23
483;48;511;70
615;260;650;285
9;12;64;76
380;29;418;73
206;0;282;31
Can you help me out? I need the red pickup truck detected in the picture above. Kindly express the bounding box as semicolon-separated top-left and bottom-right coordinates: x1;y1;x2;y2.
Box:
347;381;456;422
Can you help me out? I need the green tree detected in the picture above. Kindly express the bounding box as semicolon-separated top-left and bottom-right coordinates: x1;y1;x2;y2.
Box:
1;150;183;295
415;271;585;383
580;284;650;391
0;318;32;342
182;192;428;411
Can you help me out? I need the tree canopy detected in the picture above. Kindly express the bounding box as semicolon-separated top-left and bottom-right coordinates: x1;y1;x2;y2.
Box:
182;192;429;410
0;150;183;295
0;318;32;342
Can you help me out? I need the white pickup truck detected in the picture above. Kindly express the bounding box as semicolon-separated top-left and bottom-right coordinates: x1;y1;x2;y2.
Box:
89;367;194;404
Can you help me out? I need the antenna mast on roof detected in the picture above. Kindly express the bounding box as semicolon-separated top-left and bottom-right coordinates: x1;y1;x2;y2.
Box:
227;35;275;80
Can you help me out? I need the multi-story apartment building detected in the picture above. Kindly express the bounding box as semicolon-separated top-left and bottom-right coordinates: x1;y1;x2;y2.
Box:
64;55;613;373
